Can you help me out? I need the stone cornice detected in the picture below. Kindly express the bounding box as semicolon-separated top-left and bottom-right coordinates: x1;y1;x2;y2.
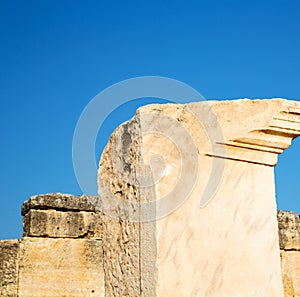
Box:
207;100;300;166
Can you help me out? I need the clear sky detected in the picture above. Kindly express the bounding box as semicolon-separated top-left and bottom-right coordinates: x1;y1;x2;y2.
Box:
0;0;299;239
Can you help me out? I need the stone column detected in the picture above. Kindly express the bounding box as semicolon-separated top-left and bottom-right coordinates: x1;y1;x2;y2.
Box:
98;99;300;297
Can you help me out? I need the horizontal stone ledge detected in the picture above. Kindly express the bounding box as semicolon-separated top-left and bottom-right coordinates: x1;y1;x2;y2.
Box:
22;193;100;216
23;209;104;239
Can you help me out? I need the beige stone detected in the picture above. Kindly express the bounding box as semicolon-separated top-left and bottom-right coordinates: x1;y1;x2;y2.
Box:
22;193;99;216
98;98;300;297
23;209;103;239
278;210;300;250
18;237;104;297
99;118;143;297
278;210;300;297
281;251;300;297
0;240;19;297
1;99;300;297
1;193;106;297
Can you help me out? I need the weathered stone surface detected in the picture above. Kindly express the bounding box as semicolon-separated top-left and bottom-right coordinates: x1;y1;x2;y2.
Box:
278;210;300;250
0;240;19;297
18;237;104;297
22;193;99;216
98;99;300;297
1;99;300;297
23;209;103;239
281;251;300;297
99;118;143;297
278;210;300;297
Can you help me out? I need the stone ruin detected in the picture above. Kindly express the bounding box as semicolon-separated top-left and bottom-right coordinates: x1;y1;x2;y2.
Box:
0;98;300;297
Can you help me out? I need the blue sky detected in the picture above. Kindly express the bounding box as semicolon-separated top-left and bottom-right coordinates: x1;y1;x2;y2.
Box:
0;0;299;239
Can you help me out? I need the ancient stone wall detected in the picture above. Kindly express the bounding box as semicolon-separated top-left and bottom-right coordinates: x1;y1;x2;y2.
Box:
0;240;19;297
1;99;300;297
0;194;299;296
1;193;105;297
278;211;300;297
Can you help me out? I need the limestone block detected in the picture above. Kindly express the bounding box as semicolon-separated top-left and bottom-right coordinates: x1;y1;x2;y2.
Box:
98;99;300;297
23;209;103;239
278;210;300;250
18;237;104;297
0;240;19;297
22;193;99;216
281;251;300;297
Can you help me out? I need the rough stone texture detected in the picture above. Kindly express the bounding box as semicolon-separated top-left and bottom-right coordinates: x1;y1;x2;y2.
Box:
18;193;105;296
98;99;300;297
0;240;19;297
1;99;300;297
98;118;145;297
1;208;299;297
278;210;300;250
281;251;300;297
22;193;99;216
278;210;300;297
18;237;104;297
1;193;105;297
23;209;103;239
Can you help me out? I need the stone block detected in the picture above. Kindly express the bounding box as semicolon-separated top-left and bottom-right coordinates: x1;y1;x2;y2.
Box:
23;209;103;239
281;250;300;297
0;240;19;297
18;237;104;297
98;99;300;297
278;210;300;250
22;193;99;216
